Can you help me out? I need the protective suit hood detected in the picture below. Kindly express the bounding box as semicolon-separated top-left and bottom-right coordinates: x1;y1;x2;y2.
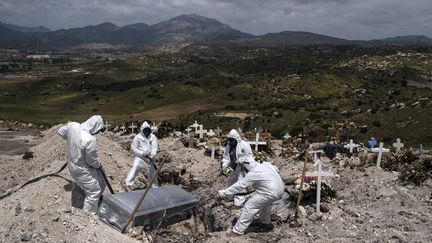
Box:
81;115;104;135
238;154;258;171
228;129;242;143
140;121;151;131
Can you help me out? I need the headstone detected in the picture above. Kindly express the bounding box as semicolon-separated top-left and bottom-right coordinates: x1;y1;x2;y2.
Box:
305;159;335;213
129;123;138;134
371;142;390;167
368;137;377;149
344;139;359;153
104;121;111;131
214;127;222;137
392;138;404;153
196;125;207;140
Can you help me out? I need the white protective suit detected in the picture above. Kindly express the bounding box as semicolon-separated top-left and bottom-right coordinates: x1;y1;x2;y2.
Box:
125;121;159;187
219;155;284;235
221;129;254;206
58;115;106;214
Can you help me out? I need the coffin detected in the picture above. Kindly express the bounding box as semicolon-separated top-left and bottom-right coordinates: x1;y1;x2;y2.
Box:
98;185;198;231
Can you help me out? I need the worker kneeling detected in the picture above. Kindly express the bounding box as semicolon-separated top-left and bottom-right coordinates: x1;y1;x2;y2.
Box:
217;155;284;235
58;115;106;214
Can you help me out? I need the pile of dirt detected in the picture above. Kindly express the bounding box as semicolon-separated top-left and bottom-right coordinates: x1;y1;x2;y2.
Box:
1;125;432;242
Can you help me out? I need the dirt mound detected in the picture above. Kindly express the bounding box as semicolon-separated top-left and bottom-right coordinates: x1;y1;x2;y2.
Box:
1;126;432;242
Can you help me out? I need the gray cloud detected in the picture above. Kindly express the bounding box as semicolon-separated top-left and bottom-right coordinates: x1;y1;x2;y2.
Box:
0;0;430;39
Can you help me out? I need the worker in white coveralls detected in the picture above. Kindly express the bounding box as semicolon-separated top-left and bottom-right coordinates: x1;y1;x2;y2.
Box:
221;129;254;206
58;115;107;214
124;121;159;189
217;155;284;235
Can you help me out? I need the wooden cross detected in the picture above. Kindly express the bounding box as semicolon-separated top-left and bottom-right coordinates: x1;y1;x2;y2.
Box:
417;144;430;155
214;127;222;137
191;121;199;131
344;139;359;153
120;124;127;133
392;138;404;153
104;121;111;131
185;127;192;137
305;159;336;213
129;123;138;134
254;127;263;151
196;125;208;140
371;142;390;167
207;129;216;137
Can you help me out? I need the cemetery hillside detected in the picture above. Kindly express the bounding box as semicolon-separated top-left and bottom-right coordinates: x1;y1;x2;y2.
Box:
1;14;431;243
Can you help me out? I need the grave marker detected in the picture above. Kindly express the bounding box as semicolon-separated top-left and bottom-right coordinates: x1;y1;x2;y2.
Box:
214;127;222;137
344;139;359;153
129;123;138;134
196;125;208;140
104;121;111;131
207;129;216;137
371;142;390;167
191;121;199;131
392;138;404;153
305;159;335;213
120;124;127;133
185;127;192;137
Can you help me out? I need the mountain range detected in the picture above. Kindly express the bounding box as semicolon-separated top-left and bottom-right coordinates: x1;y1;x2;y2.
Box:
0;14;431;49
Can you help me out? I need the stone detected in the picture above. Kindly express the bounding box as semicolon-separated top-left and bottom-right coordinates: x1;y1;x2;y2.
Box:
320;203;330;213
307;212;323;222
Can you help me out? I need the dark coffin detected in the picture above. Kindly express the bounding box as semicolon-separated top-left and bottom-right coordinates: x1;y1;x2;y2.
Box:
98;185;198;231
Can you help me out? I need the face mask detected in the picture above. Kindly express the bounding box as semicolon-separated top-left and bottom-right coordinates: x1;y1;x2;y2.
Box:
228;138;237;147
143;128;151;137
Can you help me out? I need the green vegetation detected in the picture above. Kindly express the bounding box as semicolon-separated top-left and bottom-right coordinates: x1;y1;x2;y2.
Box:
0;44;431;146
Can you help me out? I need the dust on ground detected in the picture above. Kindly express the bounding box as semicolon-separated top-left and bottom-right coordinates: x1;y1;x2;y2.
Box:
0;125;431;242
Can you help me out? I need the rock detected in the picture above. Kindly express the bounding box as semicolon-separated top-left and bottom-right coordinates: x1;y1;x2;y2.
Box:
320;203;330;213
298;206;307;218
20;232;32;241
22;152;34;160
307;212;323;222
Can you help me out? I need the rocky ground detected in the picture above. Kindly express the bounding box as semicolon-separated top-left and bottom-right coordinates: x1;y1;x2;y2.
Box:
0;123;431;242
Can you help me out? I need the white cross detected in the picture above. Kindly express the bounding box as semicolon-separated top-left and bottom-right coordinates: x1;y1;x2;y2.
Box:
185;127;192;136
371;142;390;167
191;121;199;131
151;122;158;133
120;124;126;133
129;123;138;134
283;132;291;140
308;150;324;161
344;139;359;153
305;159;335;213
418;144;430;155
392;138;404;153
214;127;222;137
207;129;216;137
254;128;263;151
104;121;111;131
196;125;207;140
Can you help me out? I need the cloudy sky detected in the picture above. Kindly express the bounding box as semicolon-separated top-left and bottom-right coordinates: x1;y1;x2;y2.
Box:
0;0;431;40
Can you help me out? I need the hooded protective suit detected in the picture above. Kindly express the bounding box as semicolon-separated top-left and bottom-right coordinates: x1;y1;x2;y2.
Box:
125;121;159;187
218;155;284;234
221;129;253;206
58;115;106;214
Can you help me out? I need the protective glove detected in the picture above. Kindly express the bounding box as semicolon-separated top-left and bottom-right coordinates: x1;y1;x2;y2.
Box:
216;190;225;200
